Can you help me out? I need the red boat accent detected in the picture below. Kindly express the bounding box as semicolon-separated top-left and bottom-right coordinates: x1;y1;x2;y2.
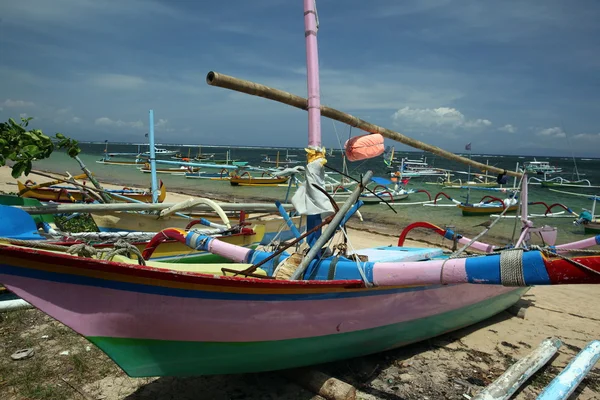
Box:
398;221;446;246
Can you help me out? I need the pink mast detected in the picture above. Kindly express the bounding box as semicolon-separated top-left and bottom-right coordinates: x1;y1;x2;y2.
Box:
304;0;322;148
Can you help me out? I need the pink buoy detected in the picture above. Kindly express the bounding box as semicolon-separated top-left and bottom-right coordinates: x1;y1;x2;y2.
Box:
344;134;385;161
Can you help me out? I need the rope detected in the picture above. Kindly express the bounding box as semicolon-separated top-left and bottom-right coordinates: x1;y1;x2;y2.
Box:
339;226;371;287
499;249;526;286
104;239;146;265
66;243;98;259
0;237;146;265
0;238;72;252
530;245;600;277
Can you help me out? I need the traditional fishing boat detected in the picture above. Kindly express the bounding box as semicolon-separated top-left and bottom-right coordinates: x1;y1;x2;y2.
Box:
18;179;167;203
139;163;200;175
457;194;519;216
96;156;148;166
2;1;599;380
229;172;289;186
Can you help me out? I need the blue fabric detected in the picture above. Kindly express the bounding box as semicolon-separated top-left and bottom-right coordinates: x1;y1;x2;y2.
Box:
371;176;392;185
0;205;45;240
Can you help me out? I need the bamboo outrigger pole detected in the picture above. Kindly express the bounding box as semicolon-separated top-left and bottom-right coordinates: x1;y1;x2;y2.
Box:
205;71;522;178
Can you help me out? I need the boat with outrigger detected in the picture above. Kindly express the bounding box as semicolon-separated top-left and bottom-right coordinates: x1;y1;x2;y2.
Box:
1;1;600;379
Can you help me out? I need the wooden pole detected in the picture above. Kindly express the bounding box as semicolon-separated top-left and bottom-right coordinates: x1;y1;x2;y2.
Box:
18;201;296;215
205;71;522;178
281;368;356;400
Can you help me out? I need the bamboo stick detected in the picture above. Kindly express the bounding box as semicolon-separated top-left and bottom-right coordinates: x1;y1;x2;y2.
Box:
18;201;296;215
206;71;522;178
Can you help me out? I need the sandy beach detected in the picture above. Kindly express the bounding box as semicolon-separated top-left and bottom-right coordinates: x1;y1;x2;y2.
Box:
0;165;599;399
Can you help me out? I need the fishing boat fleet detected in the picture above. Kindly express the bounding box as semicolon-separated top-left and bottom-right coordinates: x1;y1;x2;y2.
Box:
1;1;598;396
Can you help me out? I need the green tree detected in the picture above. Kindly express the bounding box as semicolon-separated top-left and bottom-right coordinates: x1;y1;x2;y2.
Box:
0;117;81;178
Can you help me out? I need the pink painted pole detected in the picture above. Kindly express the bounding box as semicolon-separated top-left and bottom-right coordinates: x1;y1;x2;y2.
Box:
304;0;322;148
516;173;532;247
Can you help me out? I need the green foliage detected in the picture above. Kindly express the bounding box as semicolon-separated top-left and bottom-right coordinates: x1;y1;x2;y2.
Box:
54;213;99;233
0;117;81;178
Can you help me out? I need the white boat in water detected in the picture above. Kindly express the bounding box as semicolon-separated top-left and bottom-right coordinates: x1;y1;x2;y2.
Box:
388;156;447;178
521;159;562;175
142;147;178;156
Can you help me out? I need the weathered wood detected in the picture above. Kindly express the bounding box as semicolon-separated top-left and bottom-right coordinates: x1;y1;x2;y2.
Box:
537;340;600;400
473;337;562;400
206;71;522;178
281;368;356;400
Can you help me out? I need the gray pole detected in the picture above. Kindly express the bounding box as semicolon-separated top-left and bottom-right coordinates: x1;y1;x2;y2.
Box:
290;170;373;280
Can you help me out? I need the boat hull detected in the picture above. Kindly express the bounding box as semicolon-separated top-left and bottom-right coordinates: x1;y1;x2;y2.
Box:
0;248;525;377
458;204;519;216
17;181;167;204
584;222;600;234
230;176;289;186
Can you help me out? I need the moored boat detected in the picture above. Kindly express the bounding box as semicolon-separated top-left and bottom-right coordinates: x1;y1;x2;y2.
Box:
17;180;167;203
229;173;289;186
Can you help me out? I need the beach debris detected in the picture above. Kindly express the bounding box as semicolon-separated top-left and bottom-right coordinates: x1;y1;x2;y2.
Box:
473;337;561;400
11;348;34;361
41;334;49;339
60;350;70;356
281;368;356;400
507;305;527;319
537;339;600;400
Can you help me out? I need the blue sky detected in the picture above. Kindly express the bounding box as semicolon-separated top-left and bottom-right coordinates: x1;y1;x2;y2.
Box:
0;0;599;156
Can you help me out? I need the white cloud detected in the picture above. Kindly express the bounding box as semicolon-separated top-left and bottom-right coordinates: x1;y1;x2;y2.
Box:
391;106;491;130
155;118;168;128
95;117;144;129
572;133;600;141
71;117;82;124
2;99;35;107
537;127;566;138
498;124;516;133
88;73;146;90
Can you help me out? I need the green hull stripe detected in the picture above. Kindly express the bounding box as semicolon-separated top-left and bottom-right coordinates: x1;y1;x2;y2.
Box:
88;288;527;377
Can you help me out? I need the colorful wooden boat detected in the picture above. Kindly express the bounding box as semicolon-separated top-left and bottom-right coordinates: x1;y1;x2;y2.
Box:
17;180;167;203
96;158;148;166
229;173;289;186
2;226;600;377
140;163;201;175
0;240;520;376
457;195;519;216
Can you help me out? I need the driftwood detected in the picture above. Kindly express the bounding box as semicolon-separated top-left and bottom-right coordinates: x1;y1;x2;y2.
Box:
281;368;356;400
206;71;522;178
473;337;561;400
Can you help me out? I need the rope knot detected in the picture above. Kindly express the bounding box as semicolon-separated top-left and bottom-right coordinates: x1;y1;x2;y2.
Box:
105;239;146;265
66;243;98;259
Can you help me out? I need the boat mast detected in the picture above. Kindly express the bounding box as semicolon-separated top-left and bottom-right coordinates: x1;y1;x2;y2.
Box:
148;110;159;203
305;0;322;148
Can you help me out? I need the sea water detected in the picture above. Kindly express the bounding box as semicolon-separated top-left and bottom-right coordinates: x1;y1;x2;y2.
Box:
24;142;600;246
